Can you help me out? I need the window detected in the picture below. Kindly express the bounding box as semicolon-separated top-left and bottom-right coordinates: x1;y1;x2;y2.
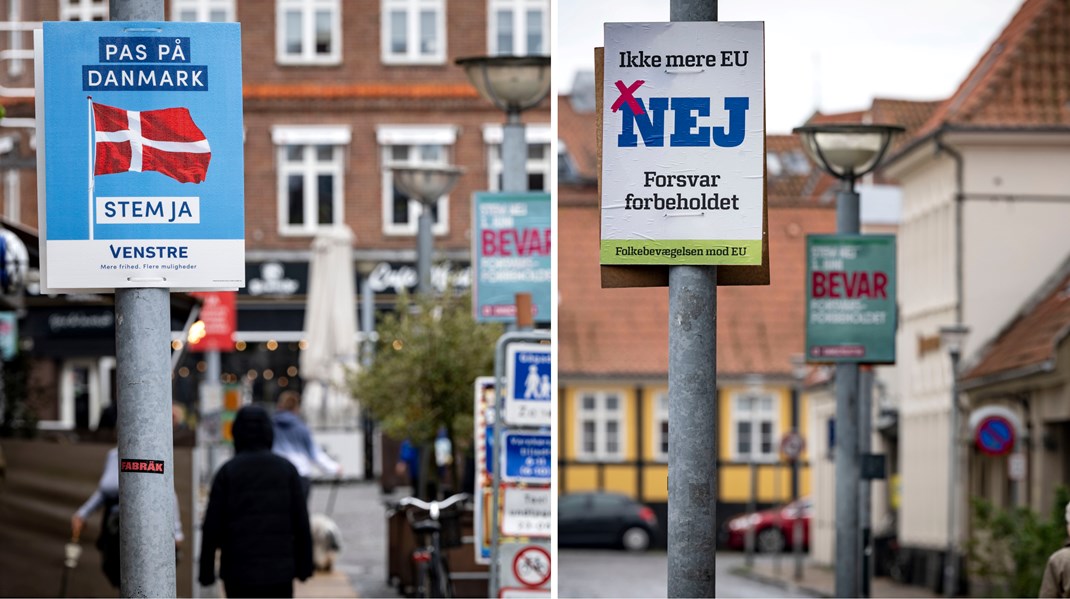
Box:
732;392;779;461
272;126;349;235
488;0;548;56
652;392;669;462
60;0;107;21
377;126;457;236
382;0;445;64
172;0;235;21
483;124;551;192
277;0;340;64
576;391;624;461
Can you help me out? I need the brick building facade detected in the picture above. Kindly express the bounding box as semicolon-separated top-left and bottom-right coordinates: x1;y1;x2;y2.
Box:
0;0;549;466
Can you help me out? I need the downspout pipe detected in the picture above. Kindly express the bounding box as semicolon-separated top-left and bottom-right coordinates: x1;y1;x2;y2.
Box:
935;130;964;324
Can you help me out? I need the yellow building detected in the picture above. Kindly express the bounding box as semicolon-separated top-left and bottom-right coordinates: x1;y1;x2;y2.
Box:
557;96;835;542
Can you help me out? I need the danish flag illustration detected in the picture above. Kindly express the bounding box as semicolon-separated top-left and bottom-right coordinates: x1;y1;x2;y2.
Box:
91;100;211;184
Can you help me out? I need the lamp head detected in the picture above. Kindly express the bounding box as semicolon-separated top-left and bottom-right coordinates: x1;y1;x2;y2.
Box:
793;123;904;183
456;55;551;114
939;324;970;359
390;165;464;205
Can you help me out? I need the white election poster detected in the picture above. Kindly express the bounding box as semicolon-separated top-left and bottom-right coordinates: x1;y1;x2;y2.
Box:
601;21;764;266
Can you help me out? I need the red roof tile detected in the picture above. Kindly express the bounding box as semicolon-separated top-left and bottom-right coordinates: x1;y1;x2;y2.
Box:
913;0;1070;139
558;195;836;379
962;259;1070;384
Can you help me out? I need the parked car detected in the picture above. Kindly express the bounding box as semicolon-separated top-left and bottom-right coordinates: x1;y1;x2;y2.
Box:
723;496;811;553
558;492;659;551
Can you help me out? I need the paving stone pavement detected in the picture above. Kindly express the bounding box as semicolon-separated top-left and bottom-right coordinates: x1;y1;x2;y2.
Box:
305;479;405;599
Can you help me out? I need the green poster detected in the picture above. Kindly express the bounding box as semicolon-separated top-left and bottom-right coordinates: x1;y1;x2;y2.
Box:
806;235;896;364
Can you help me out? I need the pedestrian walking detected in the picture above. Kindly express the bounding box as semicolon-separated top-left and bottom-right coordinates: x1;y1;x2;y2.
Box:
1041;500;1070;597
70;405;184;589
199;404;313;598
272;390;342;500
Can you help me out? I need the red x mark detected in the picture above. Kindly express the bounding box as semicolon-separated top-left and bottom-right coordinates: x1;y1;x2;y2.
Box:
611;79;646;115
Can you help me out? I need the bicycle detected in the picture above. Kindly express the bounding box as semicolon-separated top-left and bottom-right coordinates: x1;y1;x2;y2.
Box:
397;492;469;598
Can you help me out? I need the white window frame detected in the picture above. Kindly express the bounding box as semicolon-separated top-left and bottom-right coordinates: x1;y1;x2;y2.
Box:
730;391;780;462
652;391;669;463
272;125;350;236
487;0;548;56
377;125;457;236
38;357;115;431
171;0;235;21
60;0;108;21
381;0;446;65
482;123;551;192
276;0;342;65
575;390;625;462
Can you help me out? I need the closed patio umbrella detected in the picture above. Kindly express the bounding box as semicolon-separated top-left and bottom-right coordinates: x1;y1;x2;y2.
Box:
300;226;359;429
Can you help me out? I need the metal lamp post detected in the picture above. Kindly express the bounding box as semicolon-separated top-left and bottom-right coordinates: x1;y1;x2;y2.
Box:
940;323;969;598
456;56;550;193
390;165;463;296
791;354;808;582
793;122;903;598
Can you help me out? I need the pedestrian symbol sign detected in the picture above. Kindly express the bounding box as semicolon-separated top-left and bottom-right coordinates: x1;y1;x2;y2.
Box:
504;343;551;426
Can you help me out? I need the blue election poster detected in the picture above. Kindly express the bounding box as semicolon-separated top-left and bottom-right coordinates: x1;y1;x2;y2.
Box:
472;192;550;323
37;22;244;291
505;342;551;426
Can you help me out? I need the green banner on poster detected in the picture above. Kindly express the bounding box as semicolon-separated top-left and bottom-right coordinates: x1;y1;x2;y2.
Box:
806;235;896;364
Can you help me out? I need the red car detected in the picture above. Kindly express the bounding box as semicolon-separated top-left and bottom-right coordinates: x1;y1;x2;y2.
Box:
723;496;811;553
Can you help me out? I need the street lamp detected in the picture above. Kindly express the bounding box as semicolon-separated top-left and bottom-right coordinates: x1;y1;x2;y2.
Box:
390;165;463;295
794;122;903;598
940;323;969;598
456;56;550;192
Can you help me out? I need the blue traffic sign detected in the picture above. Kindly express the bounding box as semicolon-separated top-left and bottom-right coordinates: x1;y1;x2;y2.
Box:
504;343;551;426
502;432;551;483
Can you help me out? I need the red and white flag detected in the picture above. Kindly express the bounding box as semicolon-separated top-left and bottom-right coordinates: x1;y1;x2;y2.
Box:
92;101;211;184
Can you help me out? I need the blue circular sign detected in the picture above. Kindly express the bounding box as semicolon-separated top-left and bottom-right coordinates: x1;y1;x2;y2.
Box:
976;415;1014;456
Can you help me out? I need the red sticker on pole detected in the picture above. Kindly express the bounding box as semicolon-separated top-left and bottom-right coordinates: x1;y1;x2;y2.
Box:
121;459;165;474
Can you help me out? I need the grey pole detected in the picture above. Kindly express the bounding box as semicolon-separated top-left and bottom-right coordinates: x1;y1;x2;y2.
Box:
944;348;961;597
745;459;756;568
416;200;433;295
110;4;175;597
834;180;861;598
667;2;718;597
361;277;375;369
859;366;874;598
502;111;526;193
116;289;176;598
668;266;718;598
791;381;804;582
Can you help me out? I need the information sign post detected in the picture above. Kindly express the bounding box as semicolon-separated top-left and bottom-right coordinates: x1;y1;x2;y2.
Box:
490;332;551;599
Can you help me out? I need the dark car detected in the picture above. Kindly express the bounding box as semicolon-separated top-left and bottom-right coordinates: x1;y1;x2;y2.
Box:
723;496;812;553
558;492;659;551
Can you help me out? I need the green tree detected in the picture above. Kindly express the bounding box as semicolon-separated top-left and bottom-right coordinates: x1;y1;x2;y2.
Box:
967;486;1070;597
351;290;501;498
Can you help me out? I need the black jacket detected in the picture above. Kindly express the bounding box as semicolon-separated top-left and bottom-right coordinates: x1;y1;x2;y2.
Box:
198;405;313;587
